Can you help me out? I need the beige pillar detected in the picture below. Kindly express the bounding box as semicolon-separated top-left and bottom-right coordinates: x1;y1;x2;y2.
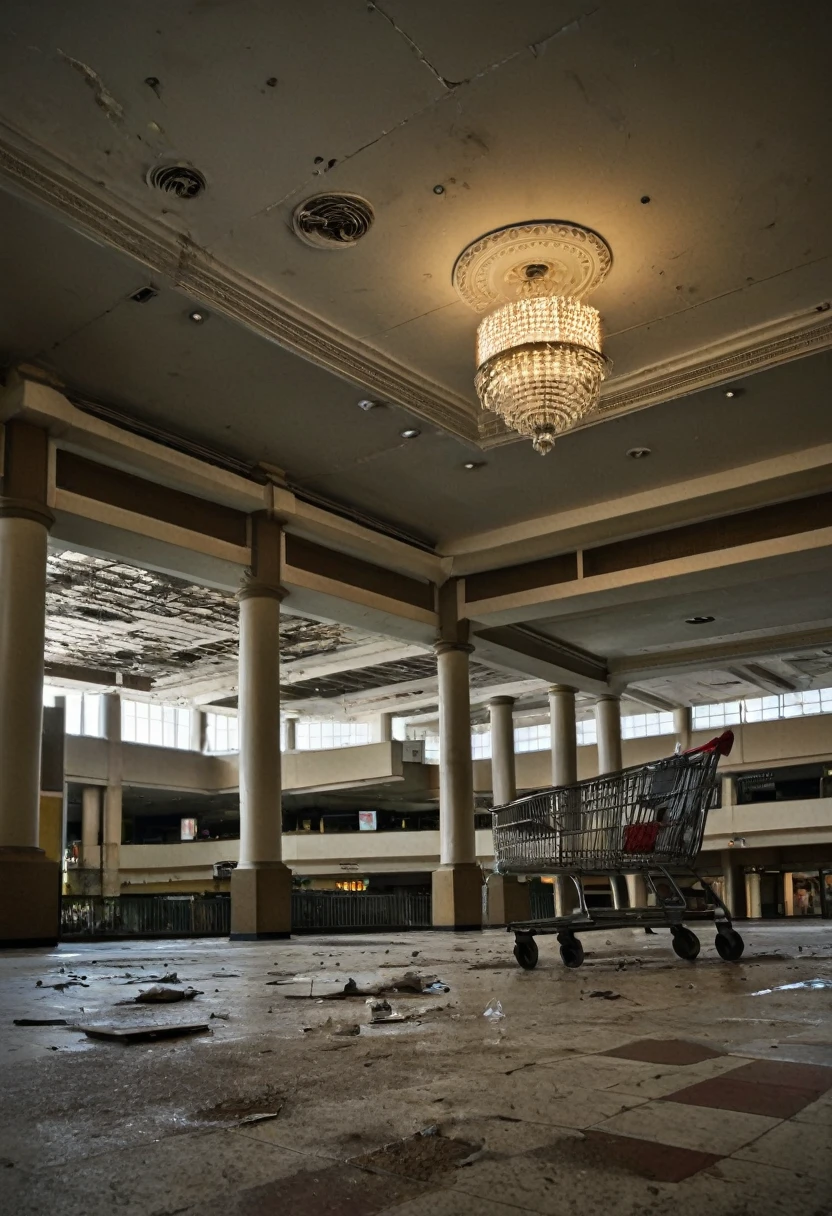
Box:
370;712;394;743
489;697;516;806
549;685;577;786
0;421;60;944
101;693;122;897
190;707;207;753
231;517;292;938
745;870;762;919
596;695;622;774
720;849;746;918
486;696;529;925
283;714;297;752
673;706;692;752
626;874;648;908
432;641;482;929
81;787;100;863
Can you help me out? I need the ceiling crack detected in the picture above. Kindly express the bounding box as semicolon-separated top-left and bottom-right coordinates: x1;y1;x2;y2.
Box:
369;2;456;89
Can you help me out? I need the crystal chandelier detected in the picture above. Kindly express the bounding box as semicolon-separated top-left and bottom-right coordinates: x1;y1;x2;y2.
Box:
453;222;613;454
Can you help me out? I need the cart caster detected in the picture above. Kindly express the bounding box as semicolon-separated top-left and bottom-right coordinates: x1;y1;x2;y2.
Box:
671;926;701;961
715;928;744;962
557;932;584;969
513;936;539;971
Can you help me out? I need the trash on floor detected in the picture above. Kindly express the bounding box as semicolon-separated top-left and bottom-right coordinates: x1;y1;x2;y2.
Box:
133;985;203;1003
13;1017;70;1026
585;990;622;1000
77;1021;209;1043
237;1111;282;1126
751;978;832;996
302;1017;361;1037
483;998;505;1023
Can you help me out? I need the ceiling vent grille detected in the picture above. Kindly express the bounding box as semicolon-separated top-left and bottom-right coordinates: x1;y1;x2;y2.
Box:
292;193;374;248
146;163;206;199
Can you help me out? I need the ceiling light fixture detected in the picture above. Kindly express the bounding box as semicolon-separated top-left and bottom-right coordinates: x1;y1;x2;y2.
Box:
627;447;651;459
188;310;207;324
400;428;421;439
685;616;715;625
453;222;613;455
357;398;382;411
463;461;485;470
723;387;742;399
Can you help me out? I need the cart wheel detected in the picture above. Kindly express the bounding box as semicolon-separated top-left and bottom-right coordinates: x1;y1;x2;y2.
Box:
715;928;744;962
671;926;701;961
558;934;584;969
513;936;539;971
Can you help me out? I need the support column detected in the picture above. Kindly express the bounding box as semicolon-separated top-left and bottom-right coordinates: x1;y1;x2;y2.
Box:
283;714;297;752
673;706;692;752
230;515;292;939
720;849;746;918
595;695;622;774
369;712;394;743
745;870;762;919
487;697;529;925
432;633;482;929
549;685;577;786
81;787;101;866
190;707;207;753
102;693;122;898
0;420;60;945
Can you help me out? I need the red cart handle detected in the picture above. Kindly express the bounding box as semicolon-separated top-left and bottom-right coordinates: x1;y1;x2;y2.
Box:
683;729;734;757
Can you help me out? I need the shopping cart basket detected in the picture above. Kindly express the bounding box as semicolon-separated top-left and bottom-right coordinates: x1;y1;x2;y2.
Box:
491;730;741;969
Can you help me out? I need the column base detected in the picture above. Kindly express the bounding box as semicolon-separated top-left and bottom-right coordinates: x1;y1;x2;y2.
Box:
230;863;292;939
432;863;483;930
0;847;60;946
486;874;530;927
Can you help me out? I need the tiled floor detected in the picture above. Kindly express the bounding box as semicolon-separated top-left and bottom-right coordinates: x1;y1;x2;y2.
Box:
1;922;832;1214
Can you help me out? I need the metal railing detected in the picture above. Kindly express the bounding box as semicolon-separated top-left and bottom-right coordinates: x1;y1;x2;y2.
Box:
291;890;431;932
60;890;432;938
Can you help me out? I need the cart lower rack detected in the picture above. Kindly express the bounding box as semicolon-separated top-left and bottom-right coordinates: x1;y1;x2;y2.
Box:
491;730;741;969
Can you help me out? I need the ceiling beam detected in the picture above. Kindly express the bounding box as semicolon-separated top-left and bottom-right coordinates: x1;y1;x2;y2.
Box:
471;624;609;695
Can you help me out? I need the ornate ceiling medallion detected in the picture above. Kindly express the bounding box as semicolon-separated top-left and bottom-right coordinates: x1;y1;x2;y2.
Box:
453;221;613;454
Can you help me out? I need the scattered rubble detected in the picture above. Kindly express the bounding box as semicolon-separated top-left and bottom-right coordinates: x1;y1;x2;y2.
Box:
77;1021;209;1043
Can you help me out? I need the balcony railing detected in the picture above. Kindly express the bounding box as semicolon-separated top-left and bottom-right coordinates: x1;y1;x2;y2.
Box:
60;890;432;938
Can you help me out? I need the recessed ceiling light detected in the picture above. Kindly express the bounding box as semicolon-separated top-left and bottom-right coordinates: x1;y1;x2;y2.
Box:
357;398;382;411
188;310;207;324
723;386;742;398
627;447;651;459
463;461;485;470
400;428;421;439
685;615;715;625
433;184;445;195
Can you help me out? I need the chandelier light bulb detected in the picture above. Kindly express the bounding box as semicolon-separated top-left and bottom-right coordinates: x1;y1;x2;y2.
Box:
453;222;613;454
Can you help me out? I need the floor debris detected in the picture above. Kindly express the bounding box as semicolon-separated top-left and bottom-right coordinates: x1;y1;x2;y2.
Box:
13;1018;69;1027
77;1021;209;1043
132;985;203;1004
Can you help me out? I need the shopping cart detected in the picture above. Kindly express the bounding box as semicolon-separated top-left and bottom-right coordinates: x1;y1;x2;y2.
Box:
491;730;742;969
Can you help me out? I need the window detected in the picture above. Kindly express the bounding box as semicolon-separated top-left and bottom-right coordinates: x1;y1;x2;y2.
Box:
692;701;743;730
43;688;103;737
295;721;371;750
471;730;492;760
423;736;440;764
576;719;597;747
205;712;239;753
621;711;675;740
514;724;551;753
123;700;190;749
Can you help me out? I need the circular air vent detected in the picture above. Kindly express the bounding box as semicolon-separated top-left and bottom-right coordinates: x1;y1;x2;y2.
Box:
146;163;206;200
292;193;374;249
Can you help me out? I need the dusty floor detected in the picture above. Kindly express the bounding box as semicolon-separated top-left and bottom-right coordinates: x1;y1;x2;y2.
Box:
1;922;831;1215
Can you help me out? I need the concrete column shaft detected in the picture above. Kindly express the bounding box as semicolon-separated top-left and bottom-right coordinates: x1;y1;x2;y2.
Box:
0;516;48;847
549;685;577;787
283;716;297;752
596;696;622;774
81;787;100;858
489;697;516;806
238;592;283;866
436;644;476;866
190;708;207;753
673;706;692;751
745;871;762;919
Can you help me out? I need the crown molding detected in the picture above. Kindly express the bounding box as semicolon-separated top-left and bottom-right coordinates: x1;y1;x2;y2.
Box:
1;125;830;458
0;125;480;444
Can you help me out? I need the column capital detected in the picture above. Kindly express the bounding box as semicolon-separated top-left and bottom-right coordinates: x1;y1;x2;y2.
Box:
237;576;286;603
595;692;620;703
0;497;55;529
548;684;576;696
434;641;474;657
488;695;515;708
